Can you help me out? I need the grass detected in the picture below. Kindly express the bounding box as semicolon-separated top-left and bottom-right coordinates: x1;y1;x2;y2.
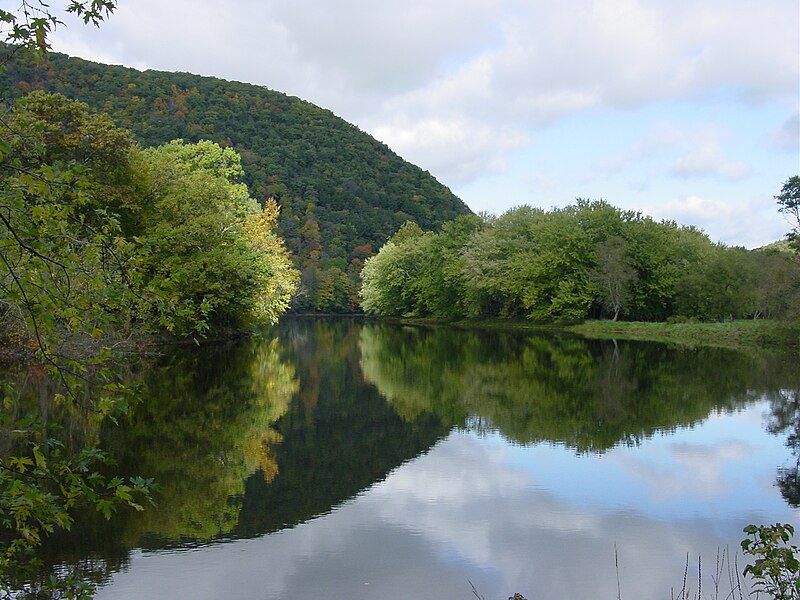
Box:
566;319;800;351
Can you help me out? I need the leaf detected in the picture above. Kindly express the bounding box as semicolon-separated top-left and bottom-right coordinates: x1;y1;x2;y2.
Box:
32;445;46;470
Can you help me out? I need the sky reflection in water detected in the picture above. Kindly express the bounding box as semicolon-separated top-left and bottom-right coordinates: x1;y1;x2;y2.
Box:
70;319;800;599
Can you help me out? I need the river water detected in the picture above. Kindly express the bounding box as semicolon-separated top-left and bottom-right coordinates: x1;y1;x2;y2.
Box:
34;318;800;599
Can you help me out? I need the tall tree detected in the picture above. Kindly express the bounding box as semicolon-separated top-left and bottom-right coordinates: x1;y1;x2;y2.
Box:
776;175;800;252
589;237;638;321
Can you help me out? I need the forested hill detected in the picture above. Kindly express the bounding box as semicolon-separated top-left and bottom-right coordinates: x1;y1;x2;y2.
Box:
0;45;470;311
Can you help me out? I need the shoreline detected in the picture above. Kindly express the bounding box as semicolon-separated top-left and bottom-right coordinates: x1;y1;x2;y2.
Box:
383;317;800;352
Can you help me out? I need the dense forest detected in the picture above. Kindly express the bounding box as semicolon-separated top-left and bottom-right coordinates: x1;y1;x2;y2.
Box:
360;199;800;323
0;44;470;311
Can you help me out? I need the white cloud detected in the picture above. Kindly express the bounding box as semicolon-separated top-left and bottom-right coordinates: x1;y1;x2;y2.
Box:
372;116;527;185
644;195;785;247
37;0;797;186
671;144;750;181
656;195;734;223
653;440;752;498
595;122;753;182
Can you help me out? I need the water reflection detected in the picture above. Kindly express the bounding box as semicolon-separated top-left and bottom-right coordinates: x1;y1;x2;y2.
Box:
359;324;796;451
12;318;800;598
765;389;800;507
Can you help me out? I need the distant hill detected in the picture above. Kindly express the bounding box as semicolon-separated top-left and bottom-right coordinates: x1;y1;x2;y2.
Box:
0;45;471;310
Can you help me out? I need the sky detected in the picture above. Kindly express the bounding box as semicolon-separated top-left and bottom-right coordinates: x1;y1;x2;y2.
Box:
12;0;800;247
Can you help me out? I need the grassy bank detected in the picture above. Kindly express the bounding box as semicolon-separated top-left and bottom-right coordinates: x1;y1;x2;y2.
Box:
393;317;800;351
566;319;800;350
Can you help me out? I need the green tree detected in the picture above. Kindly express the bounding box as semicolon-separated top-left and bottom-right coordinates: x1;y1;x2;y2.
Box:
361;200;796;324
589;236;638;321
128;139;298;335
776;176;800;252
0;4;158;590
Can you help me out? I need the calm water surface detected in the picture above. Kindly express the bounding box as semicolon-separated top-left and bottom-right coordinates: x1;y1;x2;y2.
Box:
42;318;800;598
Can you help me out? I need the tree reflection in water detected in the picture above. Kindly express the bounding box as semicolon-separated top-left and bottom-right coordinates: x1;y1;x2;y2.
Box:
765;389;800;507
7;318;799;594
359;323;799;453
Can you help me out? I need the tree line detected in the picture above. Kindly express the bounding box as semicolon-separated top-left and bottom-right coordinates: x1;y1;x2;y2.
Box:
360;195;800;323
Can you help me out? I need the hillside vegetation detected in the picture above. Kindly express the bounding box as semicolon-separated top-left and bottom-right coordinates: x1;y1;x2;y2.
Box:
0;44;470;311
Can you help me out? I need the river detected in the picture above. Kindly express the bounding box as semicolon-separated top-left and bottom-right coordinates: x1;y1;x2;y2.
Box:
30;318;800;599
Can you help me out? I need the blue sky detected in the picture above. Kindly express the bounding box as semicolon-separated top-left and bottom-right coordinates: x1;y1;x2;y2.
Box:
7;0;797;247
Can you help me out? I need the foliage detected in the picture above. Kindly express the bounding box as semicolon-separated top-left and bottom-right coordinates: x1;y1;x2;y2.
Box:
0;4;156;595
360;216;482;318
243;199;301;323
0;88;139;594
0;44;471;312
0;1;115;52
361;200;800;324
0;90;297;593
1;92;299;339
741;523;800;599
777;176;800;252
0;90;139;365
0;436;153;598
128;138;298;335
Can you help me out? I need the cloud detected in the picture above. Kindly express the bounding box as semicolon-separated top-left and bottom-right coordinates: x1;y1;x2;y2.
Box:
642;195;786;247
770;112;800;153
40;0;798;186
670;144;750;181
372;116;527;185
596;122;752;183
655;195;734;223
633;439;752;499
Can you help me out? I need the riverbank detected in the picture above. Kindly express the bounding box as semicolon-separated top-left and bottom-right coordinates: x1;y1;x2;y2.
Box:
567;319;799;350
393;317;800;351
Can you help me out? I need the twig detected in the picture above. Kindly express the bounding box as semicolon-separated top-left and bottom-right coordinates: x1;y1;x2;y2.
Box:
468;580;486;600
